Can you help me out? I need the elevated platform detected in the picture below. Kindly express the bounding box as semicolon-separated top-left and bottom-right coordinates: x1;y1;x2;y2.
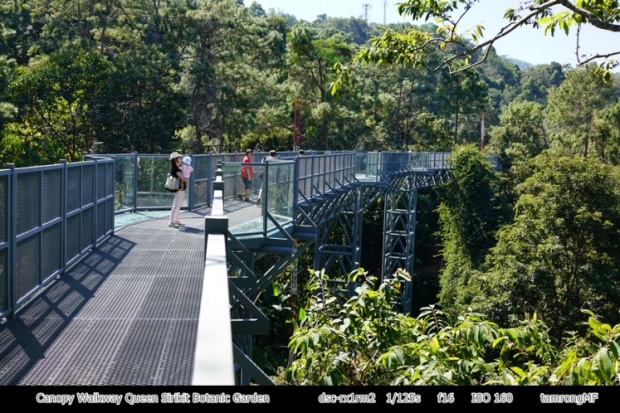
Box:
0;210;207;385
0;150;479;386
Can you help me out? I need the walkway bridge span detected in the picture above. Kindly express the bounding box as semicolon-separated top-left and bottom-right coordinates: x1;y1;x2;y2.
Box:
0;151;498;386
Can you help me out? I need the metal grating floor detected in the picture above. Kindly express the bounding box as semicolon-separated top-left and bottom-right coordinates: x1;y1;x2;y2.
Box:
0;210;208;386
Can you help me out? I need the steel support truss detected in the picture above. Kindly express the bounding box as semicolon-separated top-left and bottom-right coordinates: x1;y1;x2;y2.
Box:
381;170;450;314
222;168;451;383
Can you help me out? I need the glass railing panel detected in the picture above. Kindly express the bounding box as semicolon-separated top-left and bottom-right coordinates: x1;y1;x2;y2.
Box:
135;155;176;209
265;161;295;225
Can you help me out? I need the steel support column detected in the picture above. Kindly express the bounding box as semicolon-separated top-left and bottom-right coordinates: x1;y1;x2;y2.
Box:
381;175;417;314
313;191;360;276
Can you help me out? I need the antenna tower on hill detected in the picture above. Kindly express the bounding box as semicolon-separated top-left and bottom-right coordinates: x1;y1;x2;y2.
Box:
383;0;387;24
362;3;370;22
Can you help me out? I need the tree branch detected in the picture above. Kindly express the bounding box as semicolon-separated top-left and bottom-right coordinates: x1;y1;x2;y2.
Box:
437;0;562;73
579;50;620;65
556;0;620;32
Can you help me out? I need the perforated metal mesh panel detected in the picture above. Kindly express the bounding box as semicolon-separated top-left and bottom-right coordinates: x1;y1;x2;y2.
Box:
42;224;62;279
82;207;93;251
42;169;61;224
0;174;7;244
0;174;6;314
67;167;81;212
105;162;114;197
66;214;80;261
16;235;40;299
97;201;106;240
0;249;6;311
83;164;94;206
193;180;208;207
16;172;40;236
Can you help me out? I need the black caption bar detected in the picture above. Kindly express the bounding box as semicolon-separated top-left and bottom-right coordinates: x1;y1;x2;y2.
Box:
3;386;614;410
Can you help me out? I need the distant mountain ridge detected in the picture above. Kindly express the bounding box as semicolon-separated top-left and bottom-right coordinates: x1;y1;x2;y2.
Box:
503;56;533;70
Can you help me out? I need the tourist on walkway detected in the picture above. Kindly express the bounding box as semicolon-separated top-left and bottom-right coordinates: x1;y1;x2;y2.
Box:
257;149;277;206
168;152;186;228
238;149;254;202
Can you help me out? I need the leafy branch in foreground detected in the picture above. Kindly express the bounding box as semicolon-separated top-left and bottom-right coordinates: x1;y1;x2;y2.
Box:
281;269;620;385
331;0;620;96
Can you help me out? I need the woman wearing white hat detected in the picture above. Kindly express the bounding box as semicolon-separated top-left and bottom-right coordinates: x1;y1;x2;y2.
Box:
168;152;186;228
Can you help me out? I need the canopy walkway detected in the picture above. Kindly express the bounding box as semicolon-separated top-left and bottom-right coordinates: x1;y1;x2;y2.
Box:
0;151;499;385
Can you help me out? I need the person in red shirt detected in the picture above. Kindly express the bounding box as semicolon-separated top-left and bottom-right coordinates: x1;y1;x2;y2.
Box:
238;149;254;202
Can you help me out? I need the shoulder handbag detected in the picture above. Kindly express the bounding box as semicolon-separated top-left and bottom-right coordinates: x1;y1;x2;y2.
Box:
164;174;180;191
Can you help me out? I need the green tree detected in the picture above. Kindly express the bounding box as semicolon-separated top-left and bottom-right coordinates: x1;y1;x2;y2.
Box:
504;62;567;104
315;17;371;46
4;49;112;163
593;100;620;165
487;99;548;170
287;24;353;150
1;0;188;162
2;45;185;164
435;66;489;143
329;0;619;98
545;65;616;159
435;145;509;315
0;17;16;135
477;46;522;114
178;0;289;152
471;154;620;339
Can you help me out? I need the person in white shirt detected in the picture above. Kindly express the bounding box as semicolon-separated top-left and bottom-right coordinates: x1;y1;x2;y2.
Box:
257;150;277;206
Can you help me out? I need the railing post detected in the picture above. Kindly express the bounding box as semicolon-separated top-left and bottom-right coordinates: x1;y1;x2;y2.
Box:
60;160;67;276
293;157;300;225
133;152;139;213
92;157;98;247
188;154;194;211
7;164;16;320
206;154;213;207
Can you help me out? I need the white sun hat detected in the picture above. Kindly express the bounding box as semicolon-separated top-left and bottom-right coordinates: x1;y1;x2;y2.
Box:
183;156;192;166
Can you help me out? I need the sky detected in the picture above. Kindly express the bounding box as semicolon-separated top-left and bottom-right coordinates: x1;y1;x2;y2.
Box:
250;0;620;69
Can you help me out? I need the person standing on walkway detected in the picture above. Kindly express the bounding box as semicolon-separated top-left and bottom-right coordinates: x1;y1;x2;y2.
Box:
257;149;277;206
168;152;186;228
238;149;254;202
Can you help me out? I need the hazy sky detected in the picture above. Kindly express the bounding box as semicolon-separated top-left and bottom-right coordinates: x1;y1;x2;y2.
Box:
251;0;619;68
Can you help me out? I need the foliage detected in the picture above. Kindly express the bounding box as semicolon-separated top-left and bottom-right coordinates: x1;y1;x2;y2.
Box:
487;99;548;169
1;1;619;166
503;62;566;104
0;21;16;131
285;268;418;385
287;24;354;150
469;154;620;340
434;65;489;143
281;268;620;385
595;99;620;165
545;65;616;160
330;0;620;98
435;145;510;313
393;1;616;74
